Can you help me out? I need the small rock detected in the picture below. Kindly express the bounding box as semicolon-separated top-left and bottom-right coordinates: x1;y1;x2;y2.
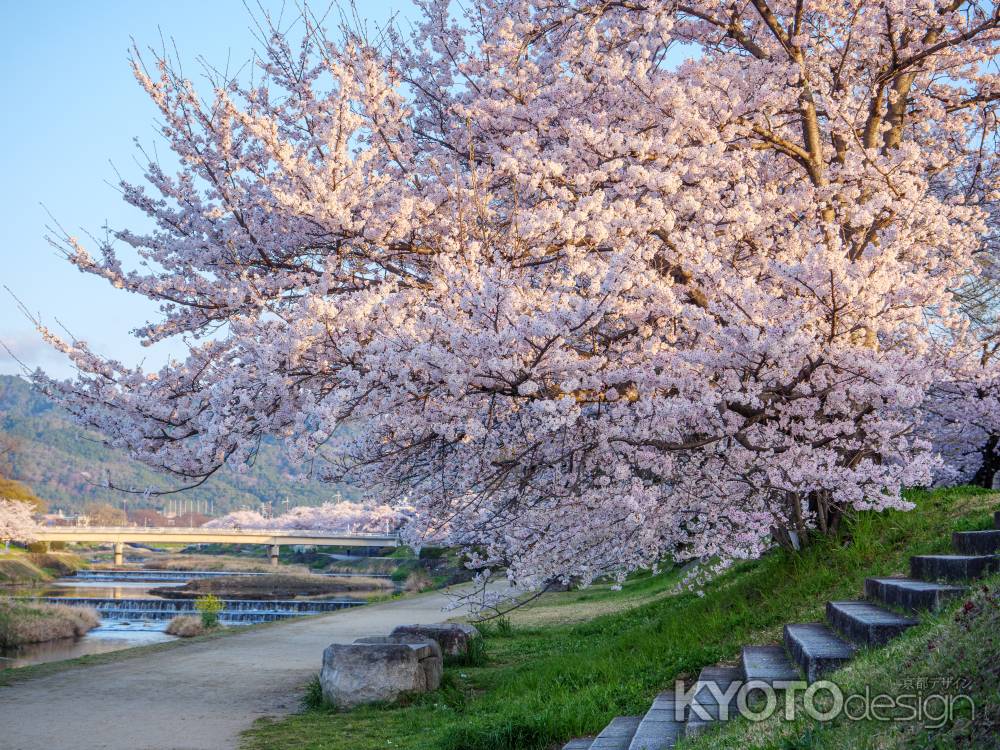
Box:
320;635;442;709
390;622;480;657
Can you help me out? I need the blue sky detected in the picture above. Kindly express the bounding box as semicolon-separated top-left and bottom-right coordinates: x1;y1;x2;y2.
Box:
0;0;410;378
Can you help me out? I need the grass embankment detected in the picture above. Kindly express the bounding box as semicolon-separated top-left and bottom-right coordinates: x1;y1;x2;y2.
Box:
153;573;393;600
0;549;86;585
682;576;1000;749
94;549;305;573
325;558;399;575
0;556;50;585
0;599;99;648
242;486;999;750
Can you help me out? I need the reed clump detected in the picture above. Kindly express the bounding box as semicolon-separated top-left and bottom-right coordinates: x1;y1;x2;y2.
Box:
165;614;208;638
0;598;100;647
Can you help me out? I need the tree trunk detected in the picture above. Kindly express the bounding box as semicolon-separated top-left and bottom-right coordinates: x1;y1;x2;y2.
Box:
972;434;1000;489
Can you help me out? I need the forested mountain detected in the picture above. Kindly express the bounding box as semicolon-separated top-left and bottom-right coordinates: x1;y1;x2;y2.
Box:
0;375;360;514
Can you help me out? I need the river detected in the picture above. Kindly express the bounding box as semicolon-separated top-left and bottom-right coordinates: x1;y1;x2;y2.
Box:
1;570;373;669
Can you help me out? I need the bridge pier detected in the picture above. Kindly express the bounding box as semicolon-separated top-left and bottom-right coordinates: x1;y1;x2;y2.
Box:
268;544;280;567
113;542;125;566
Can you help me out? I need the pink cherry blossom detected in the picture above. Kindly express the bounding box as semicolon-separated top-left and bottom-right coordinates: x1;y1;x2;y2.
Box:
31;1;1000;590
205;501;406;534
0;499;37;545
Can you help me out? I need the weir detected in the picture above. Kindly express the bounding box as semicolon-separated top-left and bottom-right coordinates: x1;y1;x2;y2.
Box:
37;596;365;624
71;569;392;582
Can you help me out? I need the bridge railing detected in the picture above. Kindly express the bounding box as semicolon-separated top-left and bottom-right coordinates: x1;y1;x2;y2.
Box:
37;526;400;540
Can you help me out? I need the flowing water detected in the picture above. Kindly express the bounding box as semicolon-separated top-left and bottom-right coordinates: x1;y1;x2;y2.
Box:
1;570;371;669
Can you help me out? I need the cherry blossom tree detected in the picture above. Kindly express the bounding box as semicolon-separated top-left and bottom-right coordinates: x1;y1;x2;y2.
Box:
0;498;37;551
205;500;404;533
203;509;271;530
32;0;1000;588
922;137;1000;486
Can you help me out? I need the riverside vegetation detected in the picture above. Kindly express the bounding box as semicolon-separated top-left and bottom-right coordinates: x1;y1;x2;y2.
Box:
243;486;999;750
0;599;99;648
153;573;393;600
165;594;223;638
0;549;98;649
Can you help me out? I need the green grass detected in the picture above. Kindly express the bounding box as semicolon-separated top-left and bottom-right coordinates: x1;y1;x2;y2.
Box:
0;550;52;585
680;575;1000;749
241;486;1000;750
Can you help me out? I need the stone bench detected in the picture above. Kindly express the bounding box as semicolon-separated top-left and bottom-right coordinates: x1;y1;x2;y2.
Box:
320;634;442;709
390;622;481;657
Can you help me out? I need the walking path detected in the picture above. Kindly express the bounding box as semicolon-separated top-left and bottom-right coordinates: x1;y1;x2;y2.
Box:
0;585;481;750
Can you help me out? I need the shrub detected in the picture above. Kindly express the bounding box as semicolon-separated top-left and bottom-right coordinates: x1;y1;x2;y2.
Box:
418;547;446;560
0;599;99;647
302;674;327;709
404;568;434;593
446;634;488;668
390;562;415;583
195;593;223;628
165;615;207;638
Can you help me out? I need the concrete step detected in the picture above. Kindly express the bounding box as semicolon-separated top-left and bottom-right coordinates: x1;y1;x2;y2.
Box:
684;665;742;738
740;645;800;685
627;691;683;750
826;601;918;646
865;577;966;612
910;554;1000;582
953;529;1000;555
563;741;595;750
783;623;856;683
591;716;642;750
995;511;1000;529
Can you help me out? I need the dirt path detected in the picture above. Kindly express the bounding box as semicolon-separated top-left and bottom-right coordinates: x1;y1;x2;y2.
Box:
0;586;481;750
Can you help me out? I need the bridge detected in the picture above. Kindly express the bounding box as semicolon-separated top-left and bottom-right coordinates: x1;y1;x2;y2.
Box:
33;527;401;566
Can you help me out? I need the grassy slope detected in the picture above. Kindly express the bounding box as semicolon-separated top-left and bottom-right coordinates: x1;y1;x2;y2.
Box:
681;575;1000;750
0;549;85;584
241;487;999;750
0;555;50;585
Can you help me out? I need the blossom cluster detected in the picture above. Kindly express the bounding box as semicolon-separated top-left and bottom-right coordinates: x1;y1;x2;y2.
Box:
0;498;37;543
203;500;404;534
33;1;1000;589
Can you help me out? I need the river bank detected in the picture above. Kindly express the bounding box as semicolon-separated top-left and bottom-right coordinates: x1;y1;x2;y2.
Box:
0;564;390;670
150;572;394;600
0;598;100;648
0;550;85;585
0;583;482;750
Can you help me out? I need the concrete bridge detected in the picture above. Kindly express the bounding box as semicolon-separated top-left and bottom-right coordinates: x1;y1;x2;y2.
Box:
33;526;401;565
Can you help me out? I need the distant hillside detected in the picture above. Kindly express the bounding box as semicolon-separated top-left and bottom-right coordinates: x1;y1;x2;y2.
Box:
0;375;361;514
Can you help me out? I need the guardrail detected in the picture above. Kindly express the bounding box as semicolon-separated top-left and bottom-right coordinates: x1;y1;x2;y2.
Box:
38;526;400;539
33;526;401;564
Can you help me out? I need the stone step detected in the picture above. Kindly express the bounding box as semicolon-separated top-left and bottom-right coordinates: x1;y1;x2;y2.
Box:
865;577;966;612
740;645;800;685
591;716;642;750
910;554;1000;582
627;691;683;750
783;623;856;683
563;740;595;750
826;601;918;647
684;665;742;738
995;511;1000;529
953;529;1000;555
